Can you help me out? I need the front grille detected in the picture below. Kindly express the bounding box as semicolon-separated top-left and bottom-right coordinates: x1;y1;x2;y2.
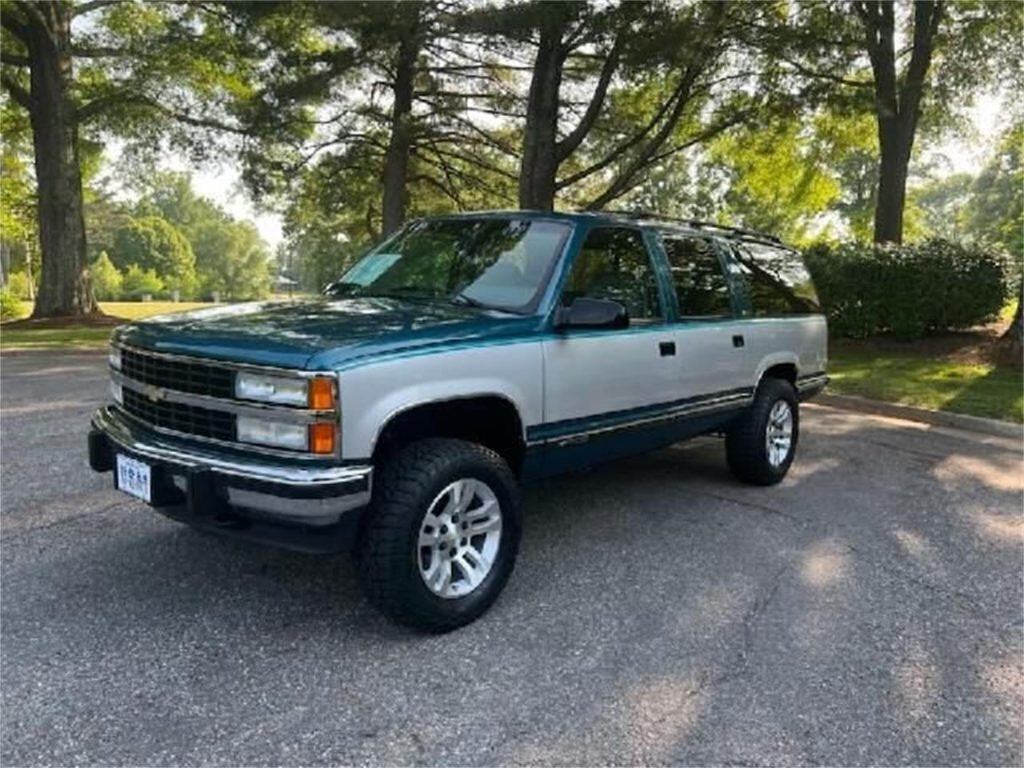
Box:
123;387;236;442
121;348;235;399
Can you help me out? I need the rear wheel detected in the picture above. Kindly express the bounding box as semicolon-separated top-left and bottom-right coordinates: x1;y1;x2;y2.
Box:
726;378;799;486
358;438;521;632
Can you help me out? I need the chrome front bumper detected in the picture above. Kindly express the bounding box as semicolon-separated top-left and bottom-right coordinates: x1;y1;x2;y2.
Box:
89;407;372;550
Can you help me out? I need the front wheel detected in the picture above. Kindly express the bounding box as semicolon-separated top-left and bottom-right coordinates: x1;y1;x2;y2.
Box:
726;378;799;486
358;438;521;632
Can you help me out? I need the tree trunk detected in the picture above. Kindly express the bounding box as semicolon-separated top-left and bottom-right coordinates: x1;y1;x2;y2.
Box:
24;3;95;318
380;23;419;237
518;23;567;211
857;0;942;246
873;118;912;244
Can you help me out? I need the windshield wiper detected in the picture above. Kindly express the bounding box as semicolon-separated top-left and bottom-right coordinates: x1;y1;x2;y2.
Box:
324;280;362;297
450;293;490;310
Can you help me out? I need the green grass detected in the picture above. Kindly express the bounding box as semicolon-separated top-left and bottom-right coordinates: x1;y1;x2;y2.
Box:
94;301;214;319
1;302;216;350
14;300;213;321
1000;297;1019;324
0;326;116;350
829;347;1023;423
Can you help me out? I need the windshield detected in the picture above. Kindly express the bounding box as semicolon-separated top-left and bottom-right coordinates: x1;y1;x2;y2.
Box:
326;217;572;314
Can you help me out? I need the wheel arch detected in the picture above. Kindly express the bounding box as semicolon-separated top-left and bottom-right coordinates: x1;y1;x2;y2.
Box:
370;394;528;475
753;353;800;391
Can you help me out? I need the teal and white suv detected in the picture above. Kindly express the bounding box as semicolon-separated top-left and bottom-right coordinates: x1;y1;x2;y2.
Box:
89;211;828;631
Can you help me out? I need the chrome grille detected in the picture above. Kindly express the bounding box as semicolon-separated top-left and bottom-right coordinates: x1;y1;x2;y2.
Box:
121;348;235;399
122;387;236;442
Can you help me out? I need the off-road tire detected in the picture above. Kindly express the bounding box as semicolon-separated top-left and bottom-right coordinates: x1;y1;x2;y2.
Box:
726;378;799;486
358;438;521;632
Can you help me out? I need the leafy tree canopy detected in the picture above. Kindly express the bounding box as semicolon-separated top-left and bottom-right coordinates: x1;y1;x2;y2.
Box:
110;215;196;294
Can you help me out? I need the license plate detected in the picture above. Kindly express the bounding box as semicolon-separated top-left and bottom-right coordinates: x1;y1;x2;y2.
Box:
116;454;151;503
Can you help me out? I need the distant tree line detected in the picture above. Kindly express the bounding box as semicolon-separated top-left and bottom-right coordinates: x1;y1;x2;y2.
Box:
1;169;274;303
0;0;1020;320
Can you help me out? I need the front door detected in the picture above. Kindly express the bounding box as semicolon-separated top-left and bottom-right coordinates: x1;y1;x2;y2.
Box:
538;226;679;472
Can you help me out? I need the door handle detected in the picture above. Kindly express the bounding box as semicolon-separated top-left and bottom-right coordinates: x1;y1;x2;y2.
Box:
732;335;745;348
659;341;676;357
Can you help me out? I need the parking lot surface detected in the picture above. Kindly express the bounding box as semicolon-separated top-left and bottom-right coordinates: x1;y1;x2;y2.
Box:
1;351;1021;766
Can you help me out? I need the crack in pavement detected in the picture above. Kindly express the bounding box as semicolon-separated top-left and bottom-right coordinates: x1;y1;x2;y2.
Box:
684;487;809;526
0;499;132;543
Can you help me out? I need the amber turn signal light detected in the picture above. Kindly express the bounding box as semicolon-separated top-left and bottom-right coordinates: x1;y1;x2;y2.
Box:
309;422;336;454
308;377;335;410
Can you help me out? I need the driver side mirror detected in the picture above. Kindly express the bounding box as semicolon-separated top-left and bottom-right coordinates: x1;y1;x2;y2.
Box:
554;297;629;330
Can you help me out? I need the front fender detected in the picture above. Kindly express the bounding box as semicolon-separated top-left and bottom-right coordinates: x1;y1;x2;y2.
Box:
337;343;543;460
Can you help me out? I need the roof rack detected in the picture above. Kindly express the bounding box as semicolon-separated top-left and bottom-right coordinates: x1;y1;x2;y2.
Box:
590;209;784;246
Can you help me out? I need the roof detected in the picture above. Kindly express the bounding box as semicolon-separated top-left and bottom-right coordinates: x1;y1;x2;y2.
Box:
418;209;787;249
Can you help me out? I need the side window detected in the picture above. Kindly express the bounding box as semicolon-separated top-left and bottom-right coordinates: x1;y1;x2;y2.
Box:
562;227;662;322
662;236;733;318
731;242;820;316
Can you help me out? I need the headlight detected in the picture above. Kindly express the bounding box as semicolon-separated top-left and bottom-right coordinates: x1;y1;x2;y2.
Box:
109;347;121;371
234;372;336;409
110;380;123;404
236;416;309;451
235;372;309;407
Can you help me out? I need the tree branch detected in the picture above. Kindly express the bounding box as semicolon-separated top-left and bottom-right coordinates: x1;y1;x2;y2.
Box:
1;73;31;109
0;10;29;41
410;173;463;208
555;81;688;191
583;109;752;210
855;0;898;126
78;92;249;134
555;34;623;163
413;94;519;155
899;0;942;130
0;51;30;67
416;137;519;180
555;55;709;192
775;52;873;88
71;45;128;58
11;1;47;30
73;0;124;17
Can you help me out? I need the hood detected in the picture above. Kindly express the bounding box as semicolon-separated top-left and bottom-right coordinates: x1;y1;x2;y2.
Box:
113;298;541;369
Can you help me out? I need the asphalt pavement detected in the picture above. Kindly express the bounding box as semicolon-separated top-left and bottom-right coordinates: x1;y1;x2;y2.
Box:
1;351;1021;766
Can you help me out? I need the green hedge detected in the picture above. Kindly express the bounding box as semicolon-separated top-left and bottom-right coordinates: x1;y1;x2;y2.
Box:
804;239;1009;340
0;289;25;321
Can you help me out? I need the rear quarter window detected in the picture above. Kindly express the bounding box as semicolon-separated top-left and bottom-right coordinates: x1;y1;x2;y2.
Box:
730;242;820;316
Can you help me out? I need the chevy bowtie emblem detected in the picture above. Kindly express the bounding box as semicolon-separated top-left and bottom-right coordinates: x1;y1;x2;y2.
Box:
143;384;165;402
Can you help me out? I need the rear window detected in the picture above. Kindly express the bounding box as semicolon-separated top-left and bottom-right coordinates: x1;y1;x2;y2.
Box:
730;242;820;316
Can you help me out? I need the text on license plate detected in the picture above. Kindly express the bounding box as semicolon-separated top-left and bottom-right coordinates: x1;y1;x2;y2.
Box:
116;454;151;503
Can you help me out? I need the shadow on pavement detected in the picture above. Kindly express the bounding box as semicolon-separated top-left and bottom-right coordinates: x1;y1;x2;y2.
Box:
1;406;1020;765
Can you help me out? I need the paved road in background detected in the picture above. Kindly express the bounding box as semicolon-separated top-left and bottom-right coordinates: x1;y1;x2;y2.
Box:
2;351;1021;766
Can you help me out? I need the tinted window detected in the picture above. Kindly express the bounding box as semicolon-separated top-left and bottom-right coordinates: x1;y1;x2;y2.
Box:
730;242;820;316
663;236;733;318
562;228;662;321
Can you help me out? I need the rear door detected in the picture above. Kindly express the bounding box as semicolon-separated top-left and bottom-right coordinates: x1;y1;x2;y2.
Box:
660;233;749;399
